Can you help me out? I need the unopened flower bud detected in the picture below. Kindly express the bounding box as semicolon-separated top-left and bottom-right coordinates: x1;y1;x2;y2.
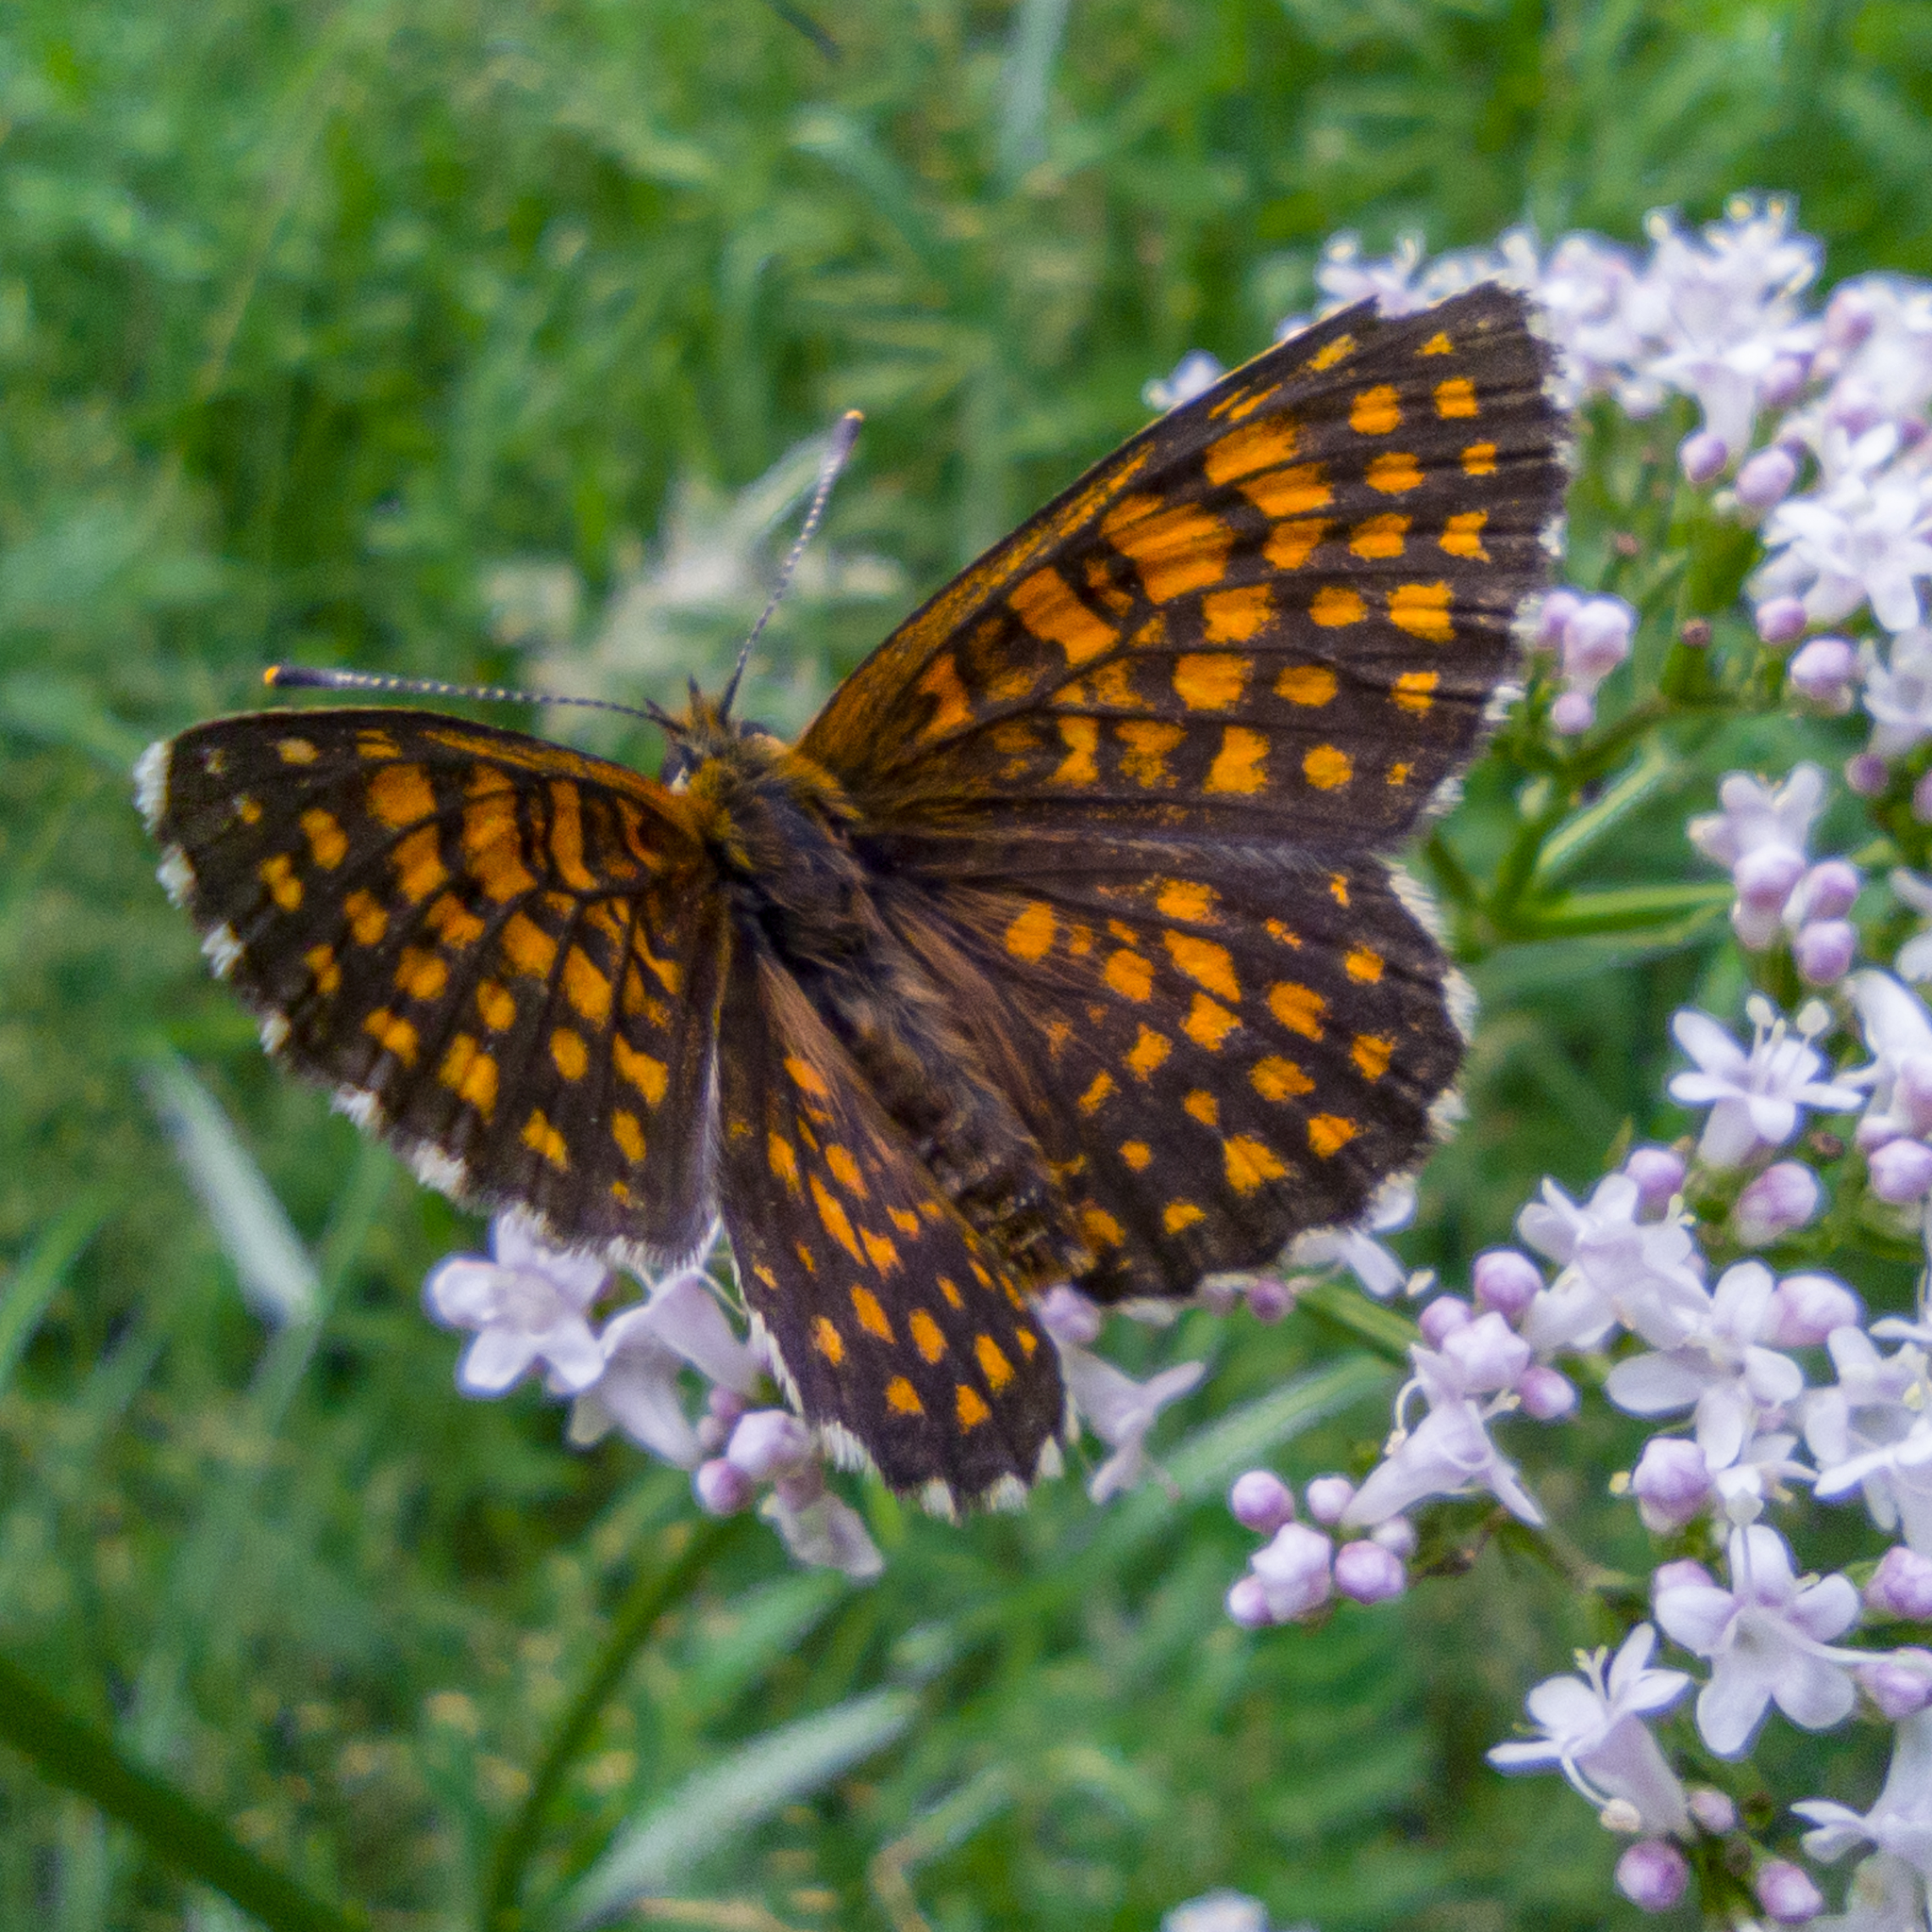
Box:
1244;1276;1292;1324
1549;689;1594;736
1631;1438;1712;1532
1225;1574;1275;1629
1370;1516;1417;1558
725;1407;811;1481
709;1384;749;1427
1473;1248;1542;1318
1037;1284;1103;1347
695;1413;727;1454
1734;843;1807;911
1847;751;1890;797
1794;919;1857;985
1824;286;1877;353
1304;1475;1356;1525
1535;589;1583;649
1760;358;1810;408
1678;618;1712;649
1797;858;1862;922
1787;636;1857;710
1858;1650;1932;1720
694;1457;755;1515
1870;1137;1932;1204
1229;1469;1296;1535
1732;1160;1823;1245
1680;430;1729;486
1857;1113;1904;1154
1736;444;1799;509
1333;1540;1407;1605
1687;1787;1739;1835
1866;1544;1932;1621
1620;1147;1686;1218
1653;1557;1715;1598
1616;1840;1690;1913
1562;597;1635;685
1756;1859;1825;1924
1767;1272;1863;1347
1418;1295;1473;1346
1518;1365;1578;1421
1250;1522;1334;1624
1440;1311;1531;1392
1755;595;1807;643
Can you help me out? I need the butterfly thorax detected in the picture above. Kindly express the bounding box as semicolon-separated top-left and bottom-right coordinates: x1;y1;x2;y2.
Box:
675;709;1086;1293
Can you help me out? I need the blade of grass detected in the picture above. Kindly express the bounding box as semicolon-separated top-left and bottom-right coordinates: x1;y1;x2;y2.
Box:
0;1194;107;1394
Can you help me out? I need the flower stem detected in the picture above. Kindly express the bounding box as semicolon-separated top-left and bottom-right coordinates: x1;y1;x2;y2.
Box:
0;1649;368;1932
481;1510;757;1932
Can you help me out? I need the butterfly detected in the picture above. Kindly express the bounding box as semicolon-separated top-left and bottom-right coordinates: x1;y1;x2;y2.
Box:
139;284;1568;1515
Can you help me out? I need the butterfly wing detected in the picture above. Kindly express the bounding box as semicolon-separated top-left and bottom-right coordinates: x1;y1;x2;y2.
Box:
801;285;1562;848
715;936;1063;1507
141;708;728;1265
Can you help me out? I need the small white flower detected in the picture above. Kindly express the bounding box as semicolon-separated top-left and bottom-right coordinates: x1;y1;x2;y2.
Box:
1653;1524;1864;1757
1807;1327;1932;1553
1797;1707;1932;1885
1668;998;1860;1166
1864;628;1932;758
1487;1624;1692;1835
424;1211;607;1397
1796;1853;1930;1932
1143;350;1225;413
1287;1175;1424;1299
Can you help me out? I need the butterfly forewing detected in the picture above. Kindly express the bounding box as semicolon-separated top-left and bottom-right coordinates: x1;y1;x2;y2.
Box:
716;942;1064;1504
803;286;1562;848
142;708;727;1263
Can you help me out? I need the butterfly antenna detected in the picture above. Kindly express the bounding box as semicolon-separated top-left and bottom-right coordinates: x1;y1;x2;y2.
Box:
262;665;680;733
718;408;863;720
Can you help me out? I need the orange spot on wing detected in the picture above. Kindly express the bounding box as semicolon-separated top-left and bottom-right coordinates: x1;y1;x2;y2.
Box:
1116;719;1184;788
1393;669;1440;712
825;1143;867;1196
546;781;598;891
1121;1140;1152;1170
1434;375;1478;418
475;980;515;1031
1420;331;1453;356
956;1384;991;1430
1010;566;1120;666
939;1275;964;1308
1345;946;1384;982
1462;441;1497;476
439;1035;498;1118
611;1109;645;1161
502;910;557;978
522;1108;570;1169
1241;463;1331;518
888;1207;921;1237
813;1317;845;1365
305;943;341;994
785;1056;830;1097
426;893;486;946
909;1310;946;1362
1308;1114;1360;1157
1204;725;1268;794
887;1376;924;1415
362;1008;419;1065
1390;581;1454;641
768;1131;800;1191
862;1229;900;1273
1157;879;1217;923
1441;509;1490;560
1349;513;1409;560
1349;385;1400;434
1173;652;1251;709
1224;1135;1290;1194
1269;982;1326;1039
391;826;449;904
1164;930;1240;1001
258;853;302;910
1202;585;1274;643
1184;993;1240;1049
1102;494;1232;603
277;737;318;765
395;945;448;1001
1353;1034;1394;1079
1205;413;1300;483
301;808;347;869
1052;716;1100;786
914;651;974;740
1307;334;1354;371
1005;901;1057;961
550;1027;588;1079
1127;1025;1171;1077
1303;744;1353;790
1184;1089;1219;1126
1081;1204;1125;1247
1105;949;1154;1000
368;762;436;828
974;1335;1015;1391
1366;451;1424;494
813;1182;866;1266
1309;585;1364;627
1164;1201;1206;1233
1265;517;1330;569
1252;1056;1315;1100
1078;1071;1116;1115
613;1035;669;1105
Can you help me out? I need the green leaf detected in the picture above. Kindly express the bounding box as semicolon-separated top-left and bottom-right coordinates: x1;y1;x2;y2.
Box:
0;1194;107;1395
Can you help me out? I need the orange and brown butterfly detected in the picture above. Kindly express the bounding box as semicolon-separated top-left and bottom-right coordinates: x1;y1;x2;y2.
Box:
138;284;1569;1515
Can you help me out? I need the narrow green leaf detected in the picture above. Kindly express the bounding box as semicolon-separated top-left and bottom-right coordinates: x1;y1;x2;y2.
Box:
0;1195;107;1395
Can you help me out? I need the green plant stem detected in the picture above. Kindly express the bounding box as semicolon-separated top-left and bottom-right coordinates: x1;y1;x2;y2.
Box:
0;1650;367;1932
482;1511;757;1932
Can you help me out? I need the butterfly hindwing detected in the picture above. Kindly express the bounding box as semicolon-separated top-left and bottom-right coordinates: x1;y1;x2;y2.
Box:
715;941;1064;1506
142;708;728;1263
803;285;1562;848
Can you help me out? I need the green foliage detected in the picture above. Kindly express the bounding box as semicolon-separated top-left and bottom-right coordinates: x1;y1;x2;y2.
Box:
2;1;1928;1926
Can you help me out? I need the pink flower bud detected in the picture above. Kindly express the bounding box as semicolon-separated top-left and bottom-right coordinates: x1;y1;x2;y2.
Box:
1549;689;1595;736
1797;858;1861;921
708;1384;749;1427
1734;843;1807;911
1473;1248;1542;1318
1632;1438;1713;1532
1518;1364;1578;1421
1867;1545;1932;1621
1653;1557;1715;1598
1244;1276;1292;1324
1915;770;1932;825
695;1413;727;1454
1418;1295;1473;1346
1766;1272;1863;1347
1225;1574;1274;1629
725;1407;810;1481
1229;1469;1295;1535
1870;1138;1932;1204
1755;595;1807;643
1250;1522;1334;1624
1736;444;1799;509
693;1457;755;1515
1616;1840;1690;1913
1756;1859;1825;1924
1304;1475;1356;1525
1562;597;1636;685
1370;1515;1417;1558
1787;635;1857;710
1680;429;1729;486
1037;1284;1103;1346
1333;1540;1407;1605
1761;358;1809;408
1733;1160;1823;1245
1847;751;1890;797
1824;286;1877;353
1535;589;1583;649
1794;920;1857;984
1858;1650;1932;1720
1441;1311;1531;1393
1857;1113;1904;1154
1624;1147;1687;1216
1688;1787;1739;1835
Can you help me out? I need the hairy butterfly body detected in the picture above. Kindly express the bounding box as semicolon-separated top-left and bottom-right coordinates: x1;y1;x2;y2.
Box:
141;286;1569;1508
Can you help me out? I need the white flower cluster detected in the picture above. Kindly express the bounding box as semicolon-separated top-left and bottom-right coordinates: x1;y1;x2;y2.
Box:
420;1214;1206;1579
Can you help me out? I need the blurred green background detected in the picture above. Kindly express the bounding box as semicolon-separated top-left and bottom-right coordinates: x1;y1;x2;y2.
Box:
1;1;1925;1926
